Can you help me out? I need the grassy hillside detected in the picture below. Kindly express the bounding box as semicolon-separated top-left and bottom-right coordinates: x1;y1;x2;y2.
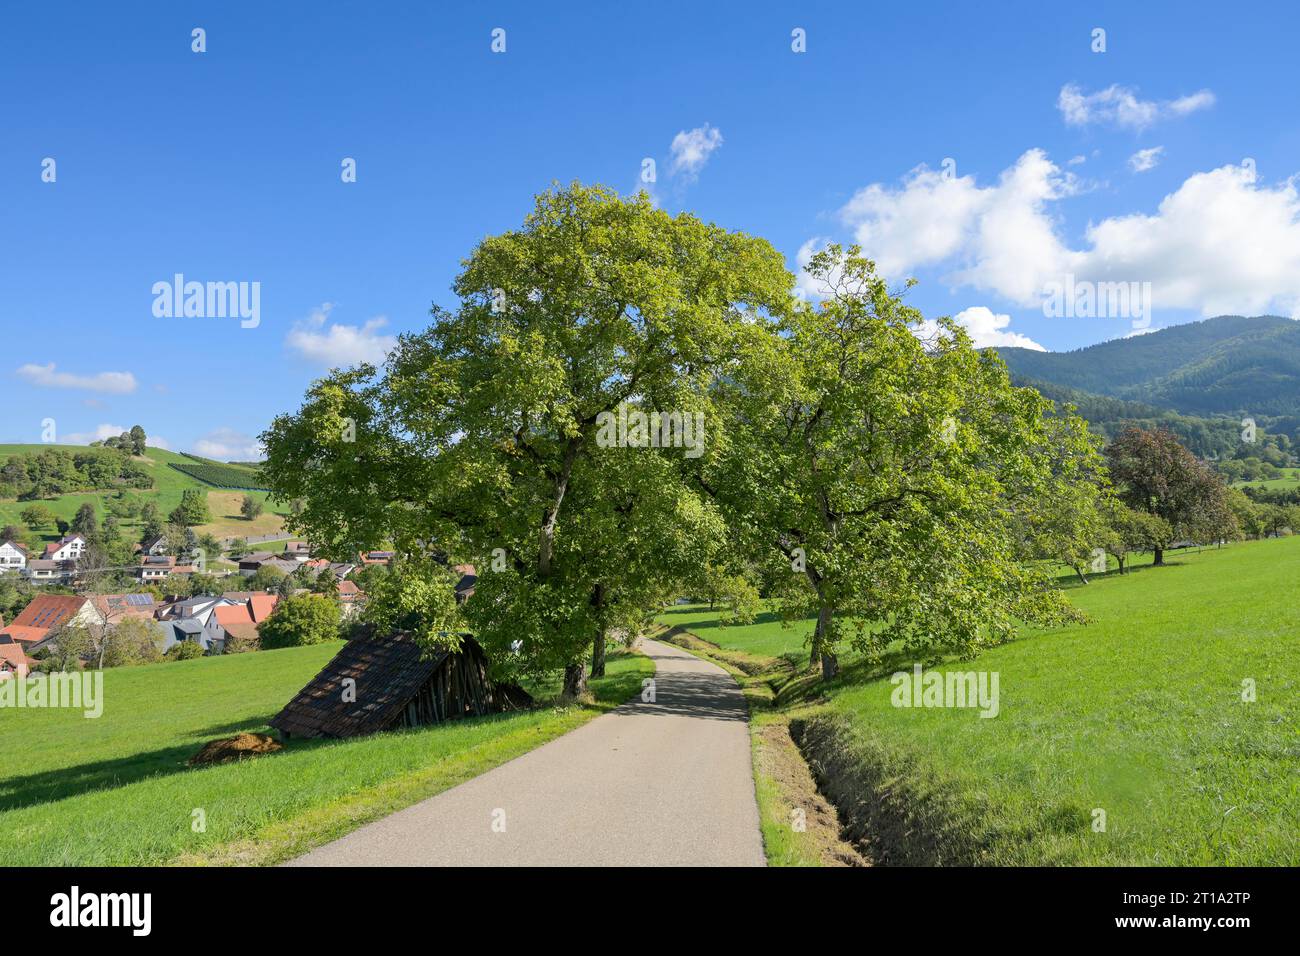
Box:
1235;467;1300;491
0;445;285;545
661;537;1299;866
0;642;654;866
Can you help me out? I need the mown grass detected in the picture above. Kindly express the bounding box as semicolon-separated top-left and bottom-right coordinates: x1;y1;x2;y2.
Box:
0;642;653;866
661;538;1300;866
657;604;815;662
1234;467;1300;490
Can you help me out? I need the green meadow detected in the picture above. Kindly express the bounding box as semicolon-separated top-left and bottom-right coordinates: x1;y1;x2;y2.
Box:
0;445;285;546
661;537;1299;866
0;642;652;866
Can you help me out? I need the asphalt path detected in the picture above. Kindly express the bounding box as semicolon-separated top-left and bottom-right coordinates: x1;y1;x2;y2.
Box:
289;638;765;867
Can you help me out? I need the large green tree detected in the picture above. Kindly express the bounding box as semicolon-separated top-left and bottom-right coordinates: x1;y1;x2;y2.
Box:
261;183;789;694
1104;427;1235;564
700;245;1098;678
259;593;340;649
169;489;211;527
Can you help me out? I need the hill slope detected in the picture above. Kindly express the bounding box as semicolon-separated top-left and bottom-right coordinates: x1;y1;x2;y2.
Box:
993;315;1300;418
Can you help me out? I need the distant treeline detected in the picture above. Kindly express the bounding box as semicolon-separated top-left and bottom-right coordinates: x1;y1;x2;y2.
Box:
0;447;153;500
1026;377;1295;468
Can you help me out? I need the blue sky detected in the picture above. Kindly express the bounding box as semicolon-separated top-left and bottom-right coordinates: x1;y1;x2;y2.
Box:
3;1;1299;456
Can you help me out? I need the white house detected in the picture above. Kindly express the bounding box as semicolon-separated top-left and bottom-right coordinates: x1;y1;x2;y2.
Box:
42;534;87;563
0;541;28;574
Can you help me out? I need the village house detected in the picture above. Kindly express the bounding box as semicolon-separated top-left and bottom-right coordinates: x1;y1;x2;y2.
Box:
42;534;87;563
157;617;211;653
156;594;232;626
237;552;299;577
0;641;36;680
136;535;168;557
0;594;96;646
285;541;312;561
90;593;160;626
204;593;279;652
359;550;394;566
0;540;29;574
137;554;195;583
24;559;71;585
336;579;367;618
302;559;356;582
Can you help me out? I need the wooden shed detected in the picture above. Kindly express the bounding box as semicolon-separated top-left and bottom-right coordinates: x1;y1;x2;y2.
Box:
270;631;530;740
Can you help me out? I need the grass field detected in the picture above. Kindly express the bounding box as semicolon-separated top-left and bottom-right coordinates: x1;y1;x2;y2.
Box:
660;537;1300;866
0;643;653;866
1234;467;1300;490
0;445;285;547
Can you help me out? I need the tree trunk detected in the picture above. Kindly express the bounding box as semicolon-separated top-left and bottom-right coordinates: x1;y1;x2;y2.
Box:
562;662;587;699
590;583;607;678
821;649;839;681
814;602;838;680
1153;547;1164;566
538;437;581;578
1074;566;1089;584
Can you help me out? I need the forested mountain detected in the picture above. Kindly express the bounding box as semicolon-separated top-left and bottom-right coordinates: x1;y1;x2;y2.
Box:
992;315;1300;418
987;316;1300;470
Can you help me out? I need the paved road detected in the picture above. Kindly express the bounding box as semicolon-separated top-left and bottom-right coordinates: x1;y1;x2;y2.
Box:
288;639;765;867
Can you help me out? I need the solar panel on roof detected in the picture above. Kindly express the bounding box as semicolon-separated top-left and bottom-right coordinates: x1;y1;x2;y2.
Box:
126;594;152;606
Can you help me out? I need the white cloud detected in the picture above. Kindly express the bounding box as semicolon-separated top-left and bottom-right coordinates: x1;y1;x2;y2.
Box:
669;124;723;179
63;423;128;445
916;306;1046;351
826;151;1300;319
193;427;263;461
839;150;1078;304
17;363;137;394
286;303;397;368
147;435;171;450
1129;146;1164;173
1057;83;1215;130
1169;90;1216;116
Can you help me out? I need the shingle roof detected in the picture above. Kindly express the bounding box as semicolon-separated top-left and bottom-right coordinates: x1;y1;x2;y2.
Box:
270;632;489;739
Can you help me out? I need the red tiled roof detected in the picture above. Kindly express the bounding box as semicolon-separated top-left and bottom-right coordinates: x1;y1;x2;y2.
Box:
10;594;88;632
213;604;255;628
0;642;33;677
248;594;279;622
0;625;48;645
91;594;159;621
